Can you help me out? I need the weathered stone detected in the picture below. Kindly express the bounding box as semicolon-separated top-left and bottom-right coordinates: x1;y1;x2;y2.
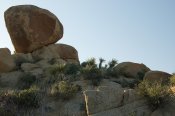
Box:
4;5;63;53
0;71;23;88
32;44;79;63
144;71;172;83
12;53;34;63
114;62;150;79
0;48;15;72
123;89;142;105
91;100;151;116
84;86;124;115
36;59;51;69
29;68;43;77
44;93;86;116
21;63;39;71
151;99;175;116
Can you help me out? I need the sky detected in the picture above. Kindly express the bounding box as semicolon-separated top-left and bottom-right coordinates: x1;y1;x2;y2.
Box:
0;0;174;73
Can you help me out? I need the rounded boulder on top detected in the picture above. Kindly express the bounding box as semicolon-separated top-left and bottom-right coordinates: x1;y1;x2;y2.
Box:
4;5;63;53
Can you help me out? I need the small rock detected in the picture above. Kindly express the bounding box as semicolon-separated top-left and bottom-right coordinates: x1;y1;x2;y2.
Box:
0;48;15;72
21;63;39;71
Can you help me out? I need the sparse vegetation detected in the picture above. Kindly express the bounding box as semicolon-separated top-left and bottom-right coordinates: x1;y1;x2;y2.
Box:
0;87;41;115
51;81;79;100
64;63;80;75
14;56;32;69
170;75;175;86
49;64;65;76
17;73;36;89
137;79;174;110
108;59;118;68
13;87;41;110
81;58;103;86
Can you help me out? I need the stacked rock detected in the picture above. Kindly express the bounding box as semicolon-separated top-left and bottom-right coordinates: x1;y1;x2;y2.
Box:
0;5;79;73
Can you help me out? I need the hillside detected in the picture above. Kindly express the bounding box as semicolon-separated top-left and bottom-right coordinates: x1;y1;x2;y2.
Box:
0;5;175;116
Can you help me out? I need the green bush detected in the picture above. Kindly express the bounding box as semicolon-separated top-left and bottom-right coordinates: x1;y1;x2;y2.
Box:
0;87;41;115
108;59;118;68
0;107;14;116
51;81;79;100
0;90;17;116
81;66;103;86
137;79;173;110
64;63;80;75
49;64;65;76
13;87;41;110
17;73;36;89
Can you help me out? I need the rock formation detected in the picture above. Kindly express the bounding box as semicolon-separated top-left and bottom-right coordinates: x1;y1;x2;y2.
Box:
114;62;150;79
144;71;172;83
0;4;174;116
0;48;15;72
4;5;63;53
32;43;79;63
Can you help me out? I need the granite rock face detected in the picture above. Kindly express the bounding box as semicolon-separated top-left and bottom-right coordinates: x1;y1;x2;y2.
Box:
4;5;63;53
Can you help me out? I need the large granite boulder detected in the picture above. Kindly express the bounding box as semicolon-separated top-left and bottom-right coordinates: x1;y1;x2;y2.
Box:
114;62;150;79
84;84;151;116
4;5;63;53
0;48;15;73
144;71;172;83
32;44;79;63
84;85;124;115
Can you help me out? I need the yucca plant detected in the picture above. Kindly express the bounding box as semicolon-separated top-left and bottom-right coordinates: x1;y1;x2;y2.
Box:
108;59;118;68
99;58;105;69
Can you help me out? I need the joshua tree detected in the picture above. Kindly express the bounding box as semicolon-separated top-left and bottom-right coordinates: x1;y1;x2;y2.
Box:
108;59;118;68
99;58;105;69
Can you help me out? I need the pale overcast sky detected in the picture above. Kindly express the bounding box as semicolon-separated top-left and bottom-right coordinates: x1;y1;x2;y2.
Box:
0;0;175;73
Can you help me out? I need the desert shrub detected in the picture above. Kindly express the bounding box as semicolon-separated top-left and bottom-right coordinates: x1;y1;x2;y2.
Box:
64;63;80;75
0;90;17;116
13;87;41;110
0;107;14;116
86;58;96;67
0;87;41;115
108;59;118;68
81;58;97;68
51;81;79;100
137;79;173;110
170;75;175;86
81;62;88;67
49;64;65;77
105;68;117;77
81;65;103;86
48;58;56;65
17;73;36;90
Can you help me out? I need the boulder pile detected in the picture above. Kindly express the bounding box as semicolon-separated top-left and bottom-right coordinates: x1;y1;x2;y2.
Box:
0;5;174;116
0;5;79;73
